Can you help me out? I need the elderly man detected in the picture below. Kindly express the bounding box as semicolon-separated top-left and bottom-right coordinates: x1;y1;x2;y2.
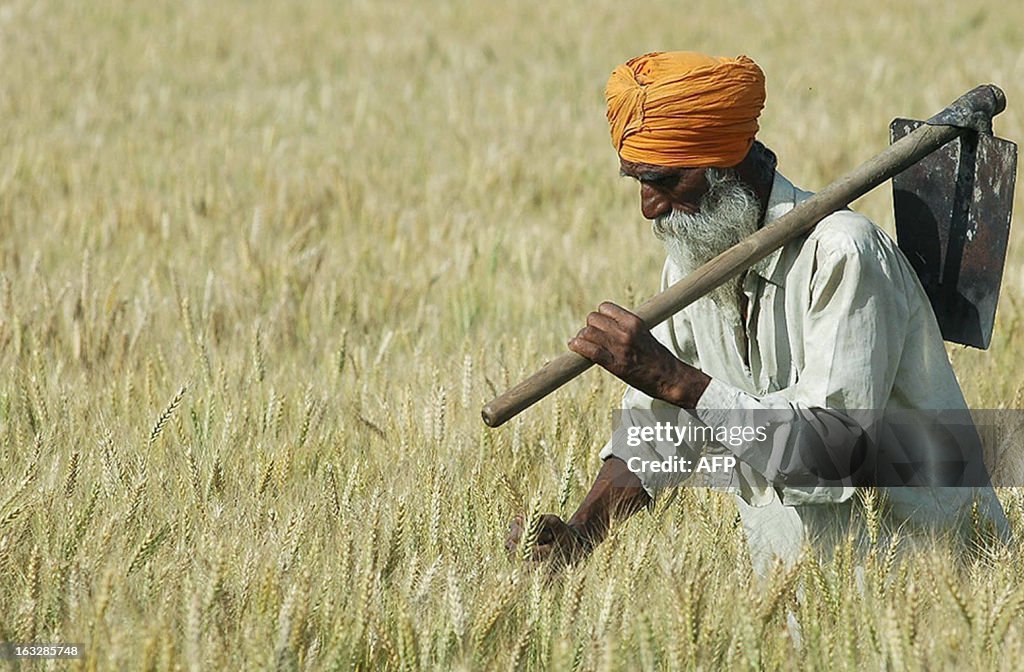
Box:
505;51;1009;573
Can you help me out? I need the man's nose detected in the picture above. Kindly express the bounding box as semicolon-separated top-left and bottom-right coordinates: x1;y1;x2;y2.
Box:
640;184;671;220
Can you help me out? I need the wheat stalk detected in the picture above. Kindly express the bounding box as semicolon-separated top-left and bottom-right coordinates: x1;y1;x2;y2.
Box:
148;384;188;447
0;535;12;591
460;353;473;410
258;459;275;497
0;462;38;514
125;480;148;529
17;545;42;640
62;449;81;498
252;323;266;383
296;393;315;448
557;444;575;512
428;471;443;555
472;574;519;649
0;505;25;531
127;523;172;576
859;487;880;546
186;445;201;500
518;500;542;563
446;568;466;643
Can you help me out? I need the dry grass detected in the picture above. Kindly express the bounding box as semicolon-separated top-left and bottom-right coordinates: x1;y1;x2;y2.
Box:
1;0;1024;669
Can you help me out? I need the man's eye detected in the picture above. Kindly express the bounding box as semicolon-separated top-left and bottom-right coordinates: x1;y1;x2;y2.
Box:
649;175;678;189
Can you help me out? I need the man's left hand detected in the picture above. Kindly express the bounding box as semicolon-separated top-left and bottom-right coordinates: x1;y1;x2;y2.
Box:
568;302;709;408
504;514;592;566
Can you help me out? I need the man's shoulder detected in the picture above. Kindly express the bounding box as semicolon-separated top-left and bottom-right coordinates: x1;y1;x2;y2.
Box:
788;207;918;301
807;209;890;259
779;173;897;263
774;173;897;262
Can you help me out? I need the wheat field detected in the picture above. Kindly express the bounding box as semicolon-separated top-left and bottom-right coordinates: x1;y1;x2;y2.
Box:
2;1;1024;669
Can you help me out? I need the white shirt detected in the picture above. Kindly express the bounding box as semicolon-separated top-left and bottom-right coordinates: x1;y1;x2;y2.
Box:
600;171;1008;535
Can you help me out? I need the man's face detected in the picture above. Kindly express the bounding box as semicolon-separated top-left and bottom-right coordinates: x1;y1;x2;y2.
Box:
618;158;711;219
620;157;764;325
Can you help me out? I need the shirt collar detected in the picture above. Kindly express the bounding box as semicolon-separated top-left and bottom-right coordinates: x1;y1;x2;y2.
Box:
748;171;807;288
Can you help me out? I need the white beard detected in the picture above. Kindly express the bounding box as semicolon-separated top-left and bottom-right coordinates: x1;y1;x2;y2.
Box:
652;169;765;327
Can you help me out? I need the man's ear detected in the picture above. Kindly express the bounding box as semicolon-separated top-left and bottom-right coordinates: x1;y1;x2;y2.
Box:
731;146;775;213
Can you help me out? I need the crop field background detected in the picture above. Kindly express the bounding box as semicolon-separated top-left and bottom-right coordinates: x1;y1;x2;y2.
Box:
2;0;1024;669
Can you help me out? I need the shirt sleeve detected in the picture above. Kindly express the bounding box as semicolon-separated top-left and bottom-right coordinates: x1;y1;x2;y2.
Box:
695;225;911;503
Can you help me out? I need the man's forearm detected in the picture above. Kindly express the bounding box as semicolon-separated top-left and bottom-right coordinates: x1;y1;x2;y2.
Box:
567;456;651;546
657;361;711;409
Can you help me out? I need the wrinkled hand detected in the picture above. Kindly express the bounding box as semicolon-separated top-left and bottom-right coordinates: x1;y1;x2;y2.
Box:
568;302;691;403
504;514;593;565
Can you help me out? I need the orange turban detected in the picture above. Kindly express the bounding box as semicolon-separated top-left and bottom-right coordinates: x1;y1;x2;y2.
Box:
605;51;766;168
